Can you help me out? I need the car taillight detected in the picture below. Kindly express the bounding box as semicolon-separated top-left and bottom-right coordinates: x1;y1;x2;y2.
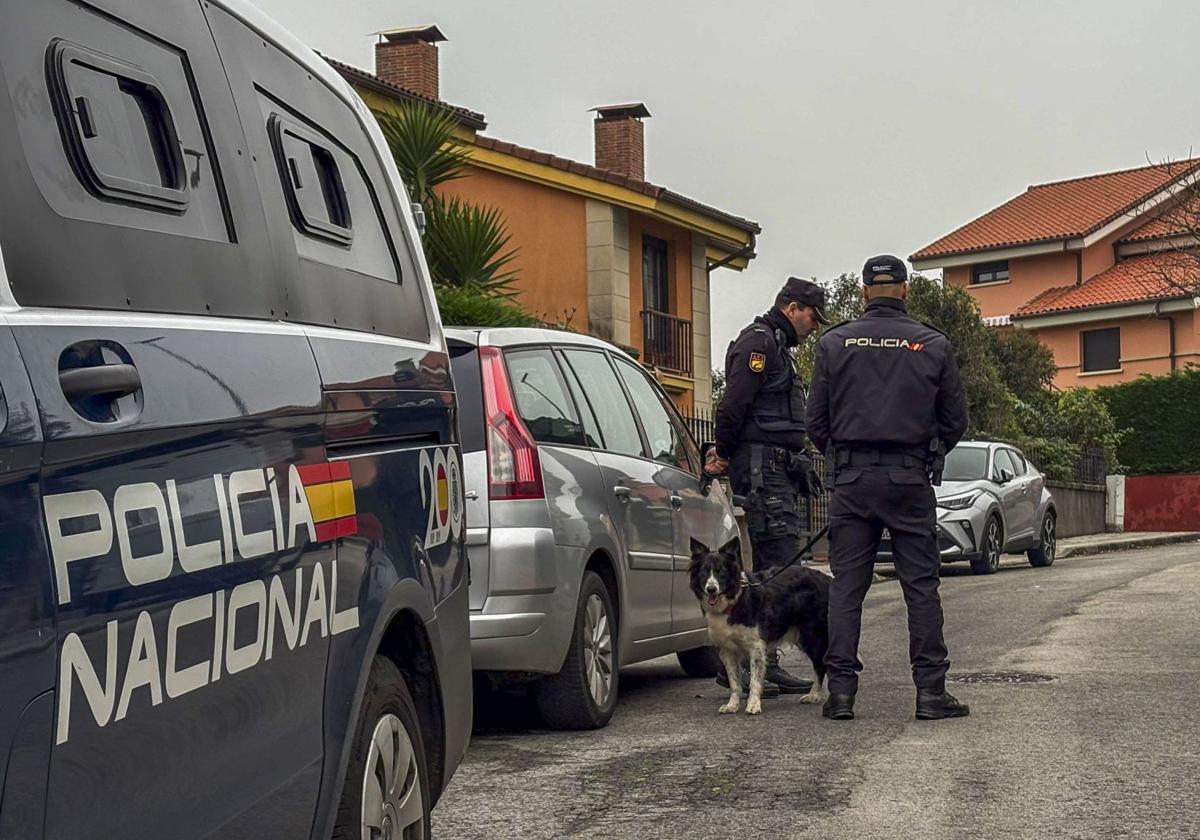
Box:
479;346;543;500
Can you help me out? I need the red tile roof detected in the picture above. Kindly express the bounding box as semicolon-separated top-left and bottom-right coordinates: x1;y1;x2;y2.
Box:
471;135;761;235
323;57;488;130
1117;196;1200;244
1012;253;1197;318
912;160;1200;261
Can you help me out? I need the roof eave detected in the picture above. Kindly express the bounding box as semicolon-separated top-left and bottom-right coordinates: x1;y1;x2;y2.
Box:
1013;295;1198;328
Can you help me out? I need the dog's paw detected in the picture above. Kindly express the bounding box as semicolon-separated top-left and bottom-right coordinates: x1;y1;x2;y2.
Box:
745;699;763;715
718;702;739;715
799;691;823;705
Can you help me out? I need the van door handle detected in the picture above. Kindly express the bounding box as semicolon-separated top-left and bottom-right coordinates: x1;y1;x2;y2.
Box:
612;486;632;502
59;364;141;401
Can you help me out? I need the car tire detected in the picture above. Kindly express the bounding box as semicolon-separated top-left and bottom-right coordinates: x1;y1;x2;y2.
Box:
1028;512;1057;568
676;645;722;679
535;571;618;730
970;515;1003;575
333;656;431;840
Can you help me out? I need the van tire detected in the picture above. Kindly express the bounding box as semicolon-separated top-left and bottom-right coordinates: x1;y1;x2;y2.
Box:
333;657;431;840
535;571;618;730
677;646;723;679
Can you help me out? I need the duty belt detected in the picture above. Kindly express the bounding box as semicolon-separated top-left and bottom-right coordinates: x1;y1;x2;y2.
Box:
836;449;925;469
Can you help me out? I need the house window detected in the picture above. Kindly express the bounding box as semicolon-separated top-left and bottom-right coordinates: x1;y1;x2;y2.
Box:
1081;327;1120;373
971;260;1009;285
643;235;670;313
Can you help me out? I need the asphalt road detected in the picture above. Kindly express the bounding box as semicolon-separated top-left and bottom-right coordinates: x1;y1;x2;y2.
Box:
433;544;1200;839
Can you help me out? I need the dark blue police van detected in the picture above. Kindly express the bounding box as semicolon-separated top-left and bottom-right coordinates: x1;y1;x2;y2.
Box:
0;1;471;837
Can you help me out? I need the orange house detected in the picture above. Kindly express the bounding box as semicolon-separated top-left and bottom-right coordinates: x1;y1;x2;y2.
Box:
327;26;760;413
911;161;1200;389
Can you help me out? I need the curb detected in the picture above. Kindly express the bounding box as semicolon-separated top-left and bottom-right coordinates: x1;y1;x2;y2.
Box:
1056;532;1200;559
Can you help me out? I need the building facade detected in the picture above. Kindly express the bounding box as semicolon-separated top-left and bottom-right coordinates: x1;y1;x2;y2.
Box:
911;161;1200;389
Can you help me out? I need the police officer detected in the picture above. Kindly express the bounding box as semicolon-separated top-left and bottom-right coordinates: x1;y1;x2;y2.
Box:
706;276;830;695
806;255;970;722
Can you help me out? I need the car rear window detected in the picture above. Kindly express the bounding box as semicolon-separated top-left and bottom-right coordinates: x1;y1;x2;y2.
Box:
449;340;485;453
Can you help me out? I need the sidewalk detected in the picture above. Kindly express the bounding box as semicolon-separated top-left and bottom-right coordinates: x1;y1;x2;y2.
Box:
1055;531;1200;559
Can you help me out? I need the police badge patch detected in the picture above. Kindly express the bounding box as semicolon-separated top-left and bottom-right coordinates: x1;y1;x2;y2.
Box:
748;352;766;372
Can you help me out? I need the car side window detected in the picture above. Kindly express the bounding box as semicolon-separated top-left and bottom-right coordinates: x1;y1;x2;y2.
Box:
1008;449;1028;476
560;349;643;457
613;358;690;471
555;349;604;449
993;448;1016;480
504;348;585;447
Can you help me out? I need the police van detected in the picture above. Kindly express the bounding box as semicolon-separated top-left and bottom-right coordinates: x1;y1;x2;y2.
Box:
0;1;470;837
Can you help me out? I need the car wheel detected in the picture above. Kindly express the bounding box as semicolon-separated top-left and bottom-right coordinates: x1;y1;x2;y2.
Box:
535;571;618;730
333;656;431;840
970;516;1003;575
676;645;722;679
1028;512;1057;567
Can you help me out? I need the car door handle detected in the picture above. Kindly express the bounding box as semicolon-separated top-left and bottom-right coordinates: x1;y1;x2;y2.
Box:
59;364;141;402
669;494;683;510
612;486;632;502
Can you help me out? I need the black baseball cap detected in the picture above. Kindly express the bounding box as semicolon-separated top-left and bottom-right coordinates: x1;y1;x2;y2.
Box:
778;276;831;324
863;255;909;286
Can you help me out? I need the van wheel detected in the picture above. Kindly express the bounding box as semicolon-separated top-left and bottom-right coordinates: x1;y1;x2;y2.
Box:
333;657;431;840
535;571;618;730
970;516;1003;575
1028;512;1057;567
677;646;722;679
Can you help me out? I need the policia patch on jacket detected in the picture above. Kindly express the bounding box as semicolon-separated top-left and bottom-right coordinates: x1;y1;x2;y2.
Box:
748;352;766;372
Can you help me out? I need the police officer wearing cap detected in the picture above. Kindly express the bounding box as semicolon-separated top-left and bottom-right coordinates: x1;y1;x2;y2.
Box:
806;256;970;722
706;276;830;696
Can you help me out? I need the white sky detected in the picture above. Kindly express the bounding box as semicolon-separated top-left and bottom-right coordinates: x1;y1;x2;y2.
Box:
249;0;1200;357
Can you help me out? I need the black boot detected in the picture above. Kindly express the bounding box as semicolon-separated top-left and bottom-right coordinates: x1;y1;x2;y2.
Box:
715;668;781;698
915;689;970;720
764;651;813;694
822;693;855;720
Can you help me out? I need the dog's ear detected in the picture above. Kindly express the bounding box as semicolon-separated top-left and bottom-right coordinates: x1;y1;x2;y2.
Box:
689;537;710;558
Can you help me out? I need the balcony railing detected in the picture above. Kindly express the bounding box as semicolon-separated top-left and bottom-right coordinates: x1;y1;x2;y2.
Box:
640;309;692;375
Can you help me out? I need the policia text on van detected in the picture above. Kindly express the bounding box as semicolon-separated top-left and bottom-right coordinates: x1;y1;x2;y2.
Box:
0;1;470;837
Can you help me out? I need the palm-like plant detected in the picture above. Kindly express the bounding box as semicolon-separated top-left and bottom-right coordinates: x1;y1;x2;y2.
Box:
375;104;525;317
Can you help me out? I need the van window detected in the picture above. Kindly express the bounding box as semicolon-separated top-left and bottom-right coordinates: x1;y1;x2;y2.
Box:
504;348;585;447
560;349;643;457
614;358;689;470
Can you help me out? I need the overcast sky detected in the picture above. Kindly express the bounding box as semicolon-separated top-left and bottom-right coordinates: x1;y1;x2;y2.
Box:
250;0;1200;356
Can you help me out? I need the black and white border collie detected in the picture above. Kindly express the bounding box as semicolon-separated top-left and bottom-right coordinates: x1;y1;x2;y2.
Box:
689;538;831;715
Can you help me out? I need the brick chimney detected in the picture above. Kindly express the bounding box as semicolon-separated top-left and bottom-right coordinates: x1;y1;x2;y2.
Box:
592;103;651;181
374;25;446;100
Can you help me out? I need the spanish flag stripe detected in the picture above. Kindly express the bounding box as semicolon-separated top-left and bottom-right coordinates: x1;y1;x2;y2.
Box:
296;463;331;486
305;483;336;524
331;479;356;518
328;460;352;482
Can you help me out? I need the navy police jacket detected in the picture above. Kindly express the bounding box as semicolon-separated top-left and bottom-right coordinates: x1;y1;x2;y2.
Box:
806;297;968;457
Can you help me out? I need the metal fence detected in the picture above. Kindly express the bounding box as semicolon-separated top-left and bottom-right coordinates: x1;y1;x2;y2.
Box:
1019;444;1108;485
641;309;693;375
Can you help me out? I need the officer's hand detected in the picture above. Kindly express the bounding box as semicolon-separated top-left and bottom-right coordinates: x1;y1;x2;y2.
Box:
704;450;730;476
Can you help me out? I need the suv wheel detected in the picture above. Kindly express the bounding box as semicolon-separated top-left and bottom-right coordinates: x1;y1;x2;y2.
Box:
535;571;618;730
334;657;430;840
970;516;1003;575
1028;512;1057;567
677;646;722;679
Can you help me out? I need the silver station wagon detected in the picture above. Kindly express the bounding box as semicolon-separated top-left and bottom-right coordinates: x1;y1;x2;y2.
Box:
447;328;738;729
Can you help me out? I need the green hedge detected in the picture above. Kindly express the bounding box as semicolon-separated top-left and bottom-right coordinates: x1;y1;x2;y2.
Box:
1097;367;1200;475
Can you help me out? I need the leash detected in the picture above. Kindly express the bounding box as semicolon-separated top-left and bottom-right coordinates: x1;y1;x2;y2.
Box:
740;524;830;589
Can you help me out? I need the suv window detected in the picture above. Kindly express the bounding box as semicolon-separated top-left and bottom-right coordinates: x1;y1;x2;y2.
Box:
614;358;689;471
993;448;1016;481
1007;449;1028;476
504;348;585;447
560;349;643;457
